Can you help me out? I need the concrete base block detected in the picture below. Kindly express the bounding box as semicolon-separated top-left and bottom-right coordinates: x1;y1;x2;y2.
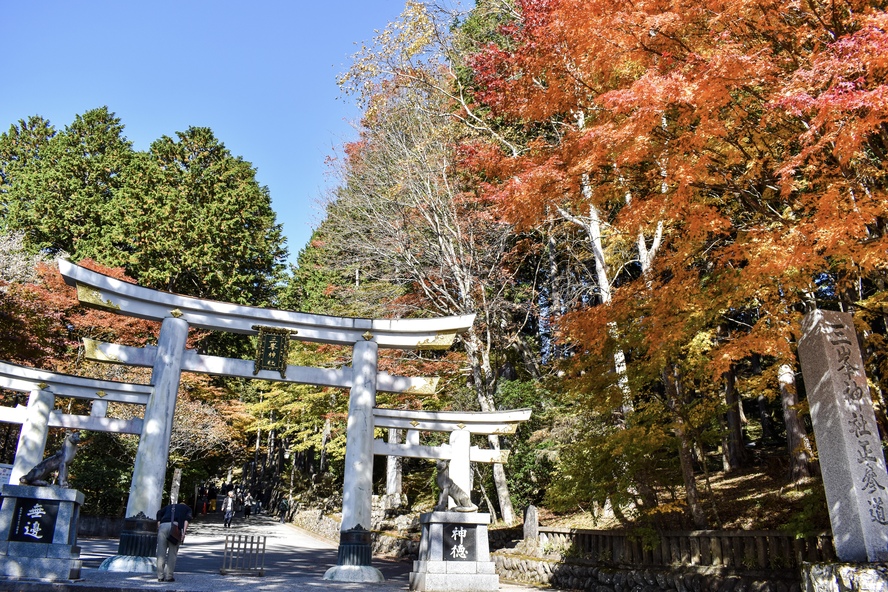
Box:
410;512;499;591
323;564;385;582
801;562;888;592
0;556;81;581
410;572;499;591
0;485;84;582
99;554;156;573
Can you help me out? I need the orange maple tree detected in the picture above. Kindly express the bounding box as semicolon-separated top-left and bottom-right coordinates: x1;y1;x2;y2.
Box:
463;0;888;526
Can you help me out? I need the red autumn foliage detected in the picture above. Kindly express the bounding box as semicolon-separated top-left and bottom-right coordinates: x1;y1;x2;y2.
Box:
464;0;888;377
0;260;158;372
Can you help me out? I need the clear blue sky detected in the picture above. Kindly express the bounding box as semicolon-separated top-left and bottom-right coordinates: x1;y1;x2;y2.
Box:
0;0;411;266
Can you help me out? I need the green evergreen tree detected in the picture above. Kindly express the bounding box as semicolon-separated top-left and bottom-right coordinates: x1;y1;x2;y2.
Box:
0;108;133;259
112;126;287;307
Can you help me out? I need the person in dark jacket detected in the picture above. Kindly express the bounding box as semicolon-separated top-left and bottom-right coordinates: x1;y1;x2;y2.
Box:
222;491;236;528
155;502;192;582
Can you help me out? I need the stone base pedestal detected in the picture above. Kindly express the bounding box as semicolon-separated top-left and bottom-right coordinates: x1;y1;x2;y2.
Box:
409;512;498;592
0;484;84;581
324;526;384;582
98;515;159;573
323;564;385;582
99;554;156;573
801;562;888;592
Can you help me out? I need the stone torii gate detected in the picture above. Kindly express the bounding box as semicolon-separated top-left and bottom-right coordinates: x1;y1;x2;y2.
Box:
58;259;476;580
0;361;156;581
0;360;153;484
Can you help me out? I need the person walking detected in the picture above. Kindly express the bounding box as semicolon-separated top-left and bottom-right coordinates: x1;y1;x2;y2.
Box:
243;493;253;520
277;497;290;524
222;491;235;528
155;502;192;582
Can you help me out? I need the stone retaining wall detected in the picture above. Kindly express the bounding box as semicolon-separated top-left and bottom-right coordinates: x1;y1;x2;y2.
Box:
289;507;829;592
801;563;888;592
78;515;125;538
491;551;804;592
288;507;419;558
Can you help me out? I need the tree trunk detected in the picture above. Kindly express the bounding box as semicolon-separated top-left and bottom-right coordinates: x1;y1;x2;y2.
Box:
318;418;331;476
465;330;516;525
663;364;708;529
777;364;813;482
545;228;562;363
722;367;746;472
751;354;776;442
872;383;888;448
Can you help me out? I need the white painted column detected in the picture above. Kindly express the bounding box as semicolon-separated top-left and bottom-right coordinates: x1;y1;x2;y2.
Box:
449;429;472;507
385;429;402;510
125;316;188;518
10;389;55;484
90;400;108;418
340;338;378;531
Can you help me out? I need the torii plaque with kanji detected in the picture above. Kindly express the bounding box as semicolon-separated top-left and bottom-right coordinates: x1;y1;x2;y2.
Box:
252;326;293;378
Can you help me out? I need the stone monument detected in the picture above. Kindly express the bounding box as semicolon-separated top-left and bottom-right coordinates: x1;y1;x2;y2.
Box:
0;434;85;582
797;310;888;591
409;461;499;592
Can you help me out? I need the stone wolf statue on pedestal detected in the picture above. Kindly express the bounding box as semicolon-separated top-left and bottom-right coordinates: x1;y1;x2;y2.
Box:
20;431;81;488
434;459;478;512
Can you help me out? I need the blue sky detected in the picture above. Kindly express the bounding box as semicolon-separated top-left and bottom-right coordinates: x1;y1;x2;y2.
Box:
0;0;411;265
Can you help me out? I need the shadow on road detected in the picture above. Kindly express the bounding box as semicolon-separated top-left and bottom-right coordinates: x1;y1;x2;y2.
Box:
78;511;413;581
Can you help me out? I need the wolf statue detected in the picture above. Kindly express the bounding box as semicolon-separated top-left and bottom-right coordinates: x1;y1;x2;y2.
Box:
20;431;81;488
434;459;478;512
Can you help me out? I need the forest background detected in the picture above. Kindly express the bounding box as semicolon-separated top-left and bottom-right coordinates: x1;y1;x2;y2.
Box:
2;0;888;536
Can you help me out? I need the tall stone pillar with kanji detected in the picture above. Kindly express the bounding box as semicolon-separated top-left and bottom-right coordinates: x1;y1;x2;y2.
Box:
798;309;888;562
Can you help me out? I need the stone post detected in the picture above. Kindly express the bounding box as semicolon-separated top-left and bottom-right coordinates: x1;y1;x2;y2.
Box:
385;429;403;510
325;338;384;582
105;317;187;570
448;429;472;506
125;316;188;519
797;309;888;562
170;468;182;505
10;389;55;485
524;505;539;541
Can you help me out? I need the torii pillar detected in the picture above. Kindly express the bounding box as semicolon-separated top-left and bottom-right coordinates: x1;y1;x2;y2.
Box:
113;317;188;568
324;338;384;582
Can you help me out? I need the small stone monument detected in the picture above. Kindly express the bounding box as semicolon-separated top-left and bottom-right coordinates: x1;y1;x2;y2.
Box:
524;504;539;541
409;461;498;592
0;433;85;581
797;310;888;592
797;310;888;562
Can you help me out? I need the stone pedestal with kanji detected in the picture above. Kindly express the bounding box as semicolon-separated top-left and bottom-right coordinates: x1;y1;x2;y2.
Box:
409;512;498;592
0;484;83;581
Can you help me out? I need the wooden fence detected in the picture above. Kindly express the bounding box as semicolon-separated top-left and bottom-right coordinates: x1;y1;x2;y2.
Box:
220;534;266;576
538;527;835;570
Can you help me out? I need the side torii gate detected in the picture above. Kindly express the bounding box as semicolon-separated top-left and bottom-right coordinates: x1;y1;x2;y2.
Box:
58;259;478;580
0;360;153;484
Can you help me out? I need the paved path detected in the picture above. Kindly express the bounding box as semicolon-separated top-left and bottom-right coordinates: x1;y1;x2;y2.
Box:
2;512;545;592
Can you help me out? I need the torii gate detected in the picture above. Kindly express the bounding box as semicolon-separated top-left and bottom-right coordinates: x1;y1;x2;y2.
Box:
0;360;153;484
58;259;477;580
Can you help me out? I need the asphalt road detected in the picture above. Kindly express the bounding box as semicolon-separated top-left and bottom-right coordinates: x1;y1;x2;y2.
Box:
1;511;541;592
